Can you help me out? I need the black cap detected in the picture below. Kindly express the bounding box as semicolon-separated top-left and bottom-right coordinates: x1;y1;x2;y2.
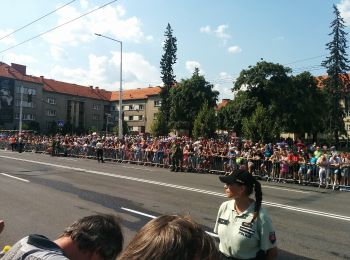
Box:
219;169;255;187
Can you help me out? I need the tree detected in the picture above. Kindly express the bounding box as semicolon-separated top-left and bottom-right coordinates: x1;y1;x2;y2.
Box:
233;61;293;132
160;23;177;126
242;104;280;143
150;113;168;136
321;4;350;145
217;91;258;136
193;101;217;139
169;68;218;136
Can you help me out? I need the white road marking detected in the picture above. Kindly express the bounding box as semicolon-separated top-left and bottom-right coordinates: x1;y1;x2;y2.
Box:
121;207;219;238
1;154;349;222
261;185;310;194
122;166;154;172
0;172;30;182
57;158;78;161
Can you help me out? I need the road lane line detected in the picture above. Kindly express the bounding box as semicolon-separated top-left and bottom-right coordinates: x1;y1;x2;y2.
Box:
0;172;30;182
121;207;219;238
261;185;310;194
121;207;157;218
1;155;350;222
122;166;154;172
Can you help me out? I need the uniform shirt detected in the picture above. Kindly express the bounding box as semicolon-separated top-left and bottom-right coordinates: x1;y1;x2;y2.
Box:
96;141;103;149
214;200;277;259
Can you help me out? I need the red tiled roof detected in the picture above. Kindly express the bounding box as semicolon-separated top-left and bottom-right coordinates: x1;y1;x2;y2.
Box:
39;77;112;101
110;86;161;101
216;99;230;110
0;62;40;84
0;62;161;101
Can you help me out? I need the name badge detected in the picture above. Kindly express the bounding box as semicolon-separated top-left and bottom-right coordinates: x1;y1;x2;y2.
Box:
218;218;229;225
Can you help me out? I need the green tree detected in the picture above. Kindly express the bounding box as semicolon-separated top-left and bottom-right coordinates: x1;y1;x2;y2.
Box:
193;101;217;139
160;23;177;126
290;72;327;139
113;121;129;136
242;104;280;143
217;91;258;135
321;4;350;145
169;68;218;136
150;113;168;136
233;61;292;132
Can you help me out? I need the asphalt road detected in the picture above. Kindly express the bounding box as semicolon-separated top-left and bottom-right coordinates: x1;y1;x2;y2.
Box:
0;150;349;259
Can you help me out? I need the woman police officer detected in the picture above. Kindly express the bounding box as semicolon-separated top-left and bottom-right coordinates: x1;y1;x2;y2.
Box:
214;169;278;260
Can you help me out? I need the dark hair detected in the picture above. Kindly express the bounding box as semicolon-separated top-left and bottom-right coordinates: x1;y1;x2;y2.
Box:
119;215;219;260
242;178;262;223
62;214;123;260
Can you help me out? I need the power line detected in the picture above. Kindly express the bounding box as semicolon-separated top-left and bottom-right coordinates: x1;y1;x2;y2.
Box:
0;0;119;54
0;0;77;42
283;54;327;65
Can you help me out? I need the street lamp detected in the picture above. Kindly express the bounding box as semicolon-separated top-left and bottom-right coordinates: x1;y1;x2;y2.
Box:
95;33;123;139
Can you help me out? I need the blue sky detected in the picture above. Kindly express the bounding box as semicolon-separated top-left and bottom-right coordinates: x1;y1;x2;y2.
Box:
0;0;349;102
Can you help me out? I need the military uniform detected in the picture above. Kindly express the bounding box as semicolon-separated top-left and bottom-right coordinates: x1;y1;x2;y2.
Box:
214;200;277;259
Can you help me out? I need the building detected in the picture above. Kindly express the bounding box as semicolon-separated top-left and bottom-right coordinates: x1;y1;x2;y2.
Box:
0;62;162;134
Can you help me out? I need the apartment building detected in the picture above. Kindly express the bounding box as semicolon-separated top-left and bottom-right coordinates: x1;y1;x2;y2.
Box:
0;62;161;134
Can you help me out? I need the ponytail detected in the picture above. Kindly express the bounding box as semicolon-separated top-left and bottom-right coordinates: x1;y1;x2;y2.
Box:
250;179;262;223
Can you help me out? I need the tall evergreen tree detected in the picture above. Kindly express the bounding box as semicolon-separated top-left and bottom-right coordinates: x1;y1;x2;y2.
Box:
160;23;177;128
321;4;350;145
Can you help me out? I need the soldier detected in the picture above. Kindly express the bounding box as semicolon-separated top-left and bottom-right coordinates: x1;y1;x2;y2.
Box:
96;138;104;163
171;139;181;172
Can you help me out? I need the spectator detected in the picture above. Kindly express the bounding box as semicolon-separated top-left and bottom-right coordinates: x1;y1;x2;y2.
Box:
1;214;123;260
119;215;218;260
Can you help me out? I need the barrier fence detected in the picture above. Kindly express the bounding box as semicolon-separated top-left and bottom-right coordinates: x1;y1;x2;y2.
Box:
0;140;349;191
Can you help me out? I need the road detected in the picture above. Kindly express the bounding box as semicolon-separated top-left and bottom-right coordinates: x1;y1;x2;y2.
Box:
0;150;349;259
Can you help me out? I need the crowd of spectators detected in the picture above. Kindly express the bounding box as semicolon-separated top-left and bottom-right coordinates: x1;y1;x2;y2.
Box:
0;132;349;190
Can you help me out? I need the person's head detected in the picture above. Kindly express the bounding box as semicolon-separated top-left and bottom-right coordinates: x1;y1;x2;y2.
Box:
219;169;262;222
119;215;218;260
61;214;123;260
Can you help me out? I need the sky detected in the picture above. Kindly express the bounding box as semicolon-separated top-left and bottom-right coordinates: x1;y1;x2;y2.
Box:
0;0;350;102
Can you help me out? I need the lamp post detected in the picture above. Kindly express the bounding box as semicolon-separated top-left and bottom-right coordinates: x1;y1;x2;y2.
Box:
95;33;123;139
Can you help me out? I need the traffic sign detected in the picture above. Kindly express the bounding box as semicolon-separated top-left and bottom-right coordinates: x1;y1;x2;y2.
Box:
57;120;64;127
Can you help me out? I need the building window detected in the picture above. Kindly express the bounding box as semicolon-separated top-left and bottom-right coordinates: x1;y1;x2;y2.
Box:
15;87;36;95
15;100;35;108
92;104;100;110
128;116;133;121
47;97;56;105
138;105;144;110
15;113;36;120
92;114;100;120
154;100;161;107
47;109;56;117
138;115;143;121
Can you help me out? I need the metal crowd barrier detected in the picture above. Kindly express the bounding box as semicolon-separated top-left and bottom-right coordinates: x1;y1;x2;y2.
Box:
0;140;349;191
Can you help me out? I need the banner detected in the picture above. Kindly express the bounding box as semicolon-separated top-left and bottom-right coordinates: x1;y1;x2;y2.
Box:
0;78;15;124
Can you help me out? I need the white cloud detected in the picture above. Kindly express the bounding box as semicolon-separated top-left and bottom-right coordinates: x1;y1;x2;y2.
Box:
0;29;17;45
111;51;160;89
48;52;160;91
3;53;38;64
214;84;233;101
215;25;231;41
42;4;152;46
200;25;211;33
50;46;69;61
338;0;350;25
200;24;231;43
80;0;89;9
185;61;205;74
227;45;242;54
